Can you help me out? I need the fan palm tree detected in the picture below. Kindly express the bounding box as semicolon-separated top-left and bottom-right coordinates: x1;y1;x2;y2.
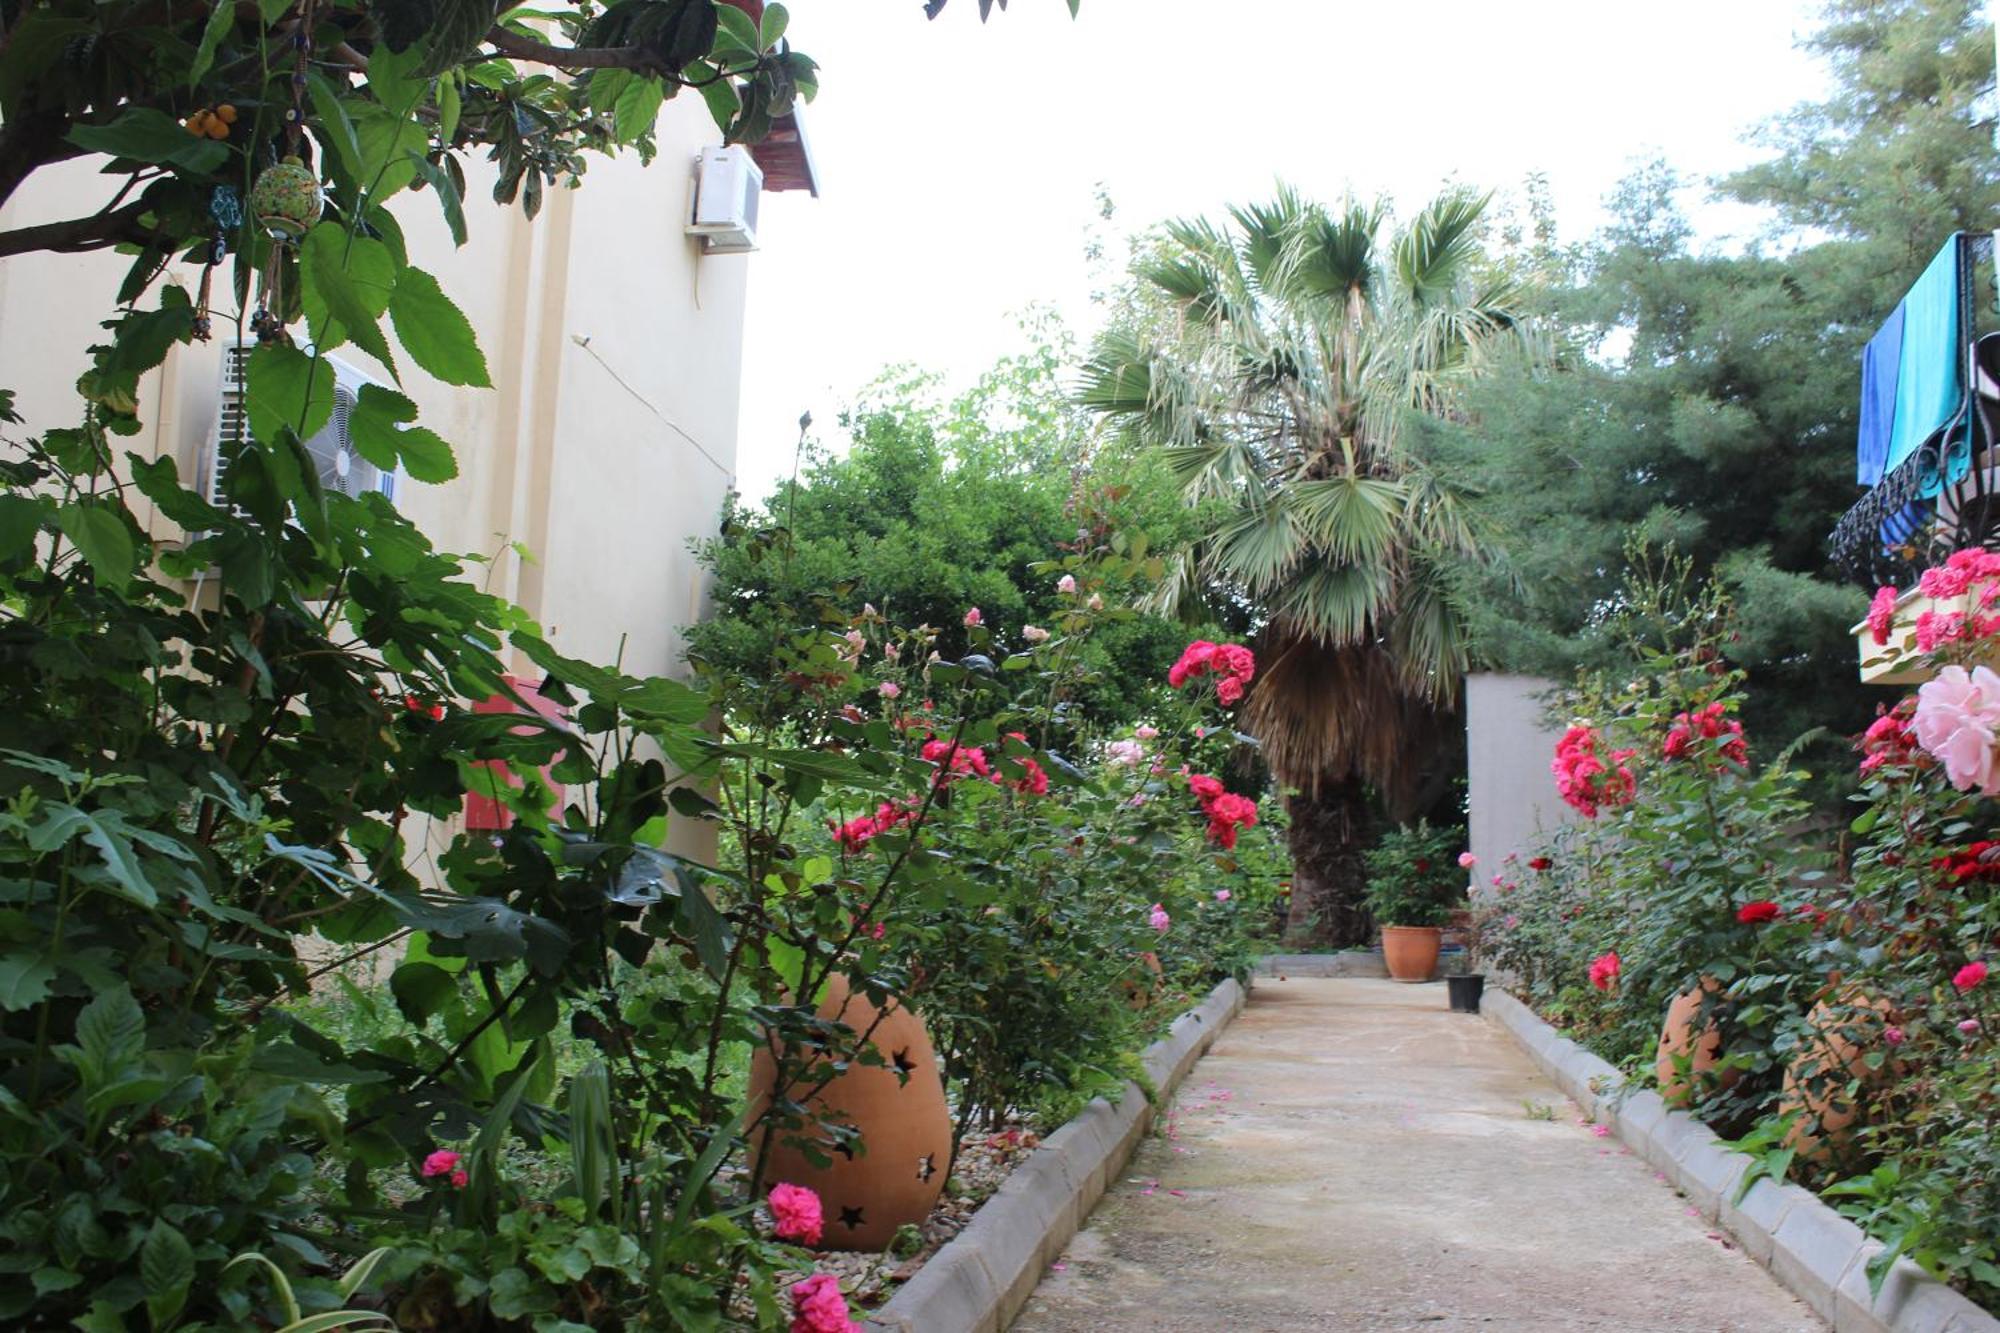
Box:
1079;187;1526;945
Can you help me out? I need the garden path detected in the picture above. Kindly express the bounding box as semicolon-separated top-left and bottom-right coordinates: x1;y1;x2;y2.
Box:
1012;977;1823;1332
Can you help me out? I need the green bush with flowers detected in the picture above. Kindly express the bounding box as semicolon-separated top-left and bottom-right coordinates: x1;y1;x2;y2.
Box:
1484;552;2000;1310
1362;821;1468;928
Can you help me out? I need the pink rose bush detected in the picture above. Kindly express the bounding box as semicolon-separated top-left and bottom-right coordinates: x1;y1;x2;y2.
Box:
1661;701;1747;767
1167;639;1257;705
1551;725;1636;818
1188;772;1259;849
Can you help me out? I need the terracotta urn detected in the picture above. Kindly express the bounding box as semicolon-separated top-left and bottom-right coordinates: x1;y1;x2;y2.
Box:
1381;925;1442;983
1655;977;1741;1108
1778;991;1895;1162
747;973;952;1251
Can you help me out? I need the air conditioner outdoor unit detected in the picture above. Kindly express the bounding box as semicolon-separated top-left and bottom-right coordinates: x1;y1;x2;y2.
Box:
686;145;763;254
204;341;399;515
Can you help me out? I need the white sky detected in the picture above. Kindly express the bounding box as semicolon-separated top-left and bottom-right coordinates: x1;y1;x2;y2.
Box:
733;0;1832;503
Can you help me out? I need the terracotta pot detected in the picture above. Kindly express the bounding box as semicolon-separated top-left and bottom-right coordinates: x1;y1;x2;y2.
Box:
1655;978;1741;1108
1778;991;1895;1162
747;975;952;1251
1381;925;1442;982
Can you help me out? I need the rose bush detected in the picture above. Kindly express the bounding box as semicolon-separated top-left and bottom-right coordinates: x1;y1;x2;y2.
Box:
1486;555;2000;1309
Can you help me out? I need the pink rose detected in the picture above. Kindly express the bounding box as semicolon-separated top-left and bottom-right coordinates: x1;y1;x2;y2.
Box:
1867;585;1898;647
1057;574;1078;594
769;1182;824;1246
1214;889;1231;902
1883;1026;1907;1047
1087;594;1104;611
1912;665;2000;793
449;1169;468;1188
1149;903;1171;933
420;1149;462;1179
1135;725;1158;740
1953;960;1988;991
1023;625;1050;643
963;607;983;627
1105;739;1145;767
1457;852;1477;869
788;1273;860;1333
1959;1019;1982;1035
878;681;901;700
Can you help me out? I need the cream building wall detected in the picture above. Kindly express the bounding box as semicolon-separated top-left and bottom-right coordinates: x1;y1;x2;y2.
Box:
1465;672;1574;894
0;92;751;687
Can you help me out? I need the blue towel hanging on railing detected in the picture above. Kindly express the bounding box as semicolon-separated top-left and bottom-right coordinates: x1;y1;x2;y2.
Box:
1852;233;1980;556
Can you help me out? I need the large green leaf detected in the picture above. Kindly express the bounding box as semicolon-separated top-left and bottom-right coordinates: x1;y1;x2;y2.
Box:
300;224;398;374
187;0;238;89
350;104;429;201
140;1221;193;1328
245;343;336;447
0;954;55;1010
66;109;227;172
349;384;459;483
389;961;456;1024
56;503;136;592
73;986;146;1088
388;266;489;386
0;494;46;563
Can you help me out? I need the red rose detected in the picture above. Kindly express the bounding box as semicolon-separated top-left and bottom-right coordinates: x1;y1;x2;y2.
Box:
1735;901;1781;924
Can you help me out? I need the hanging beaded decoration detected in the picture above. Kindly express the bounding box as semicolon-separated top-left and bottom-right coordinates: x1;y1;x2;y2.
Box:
193;184;243;342
247;0;321;345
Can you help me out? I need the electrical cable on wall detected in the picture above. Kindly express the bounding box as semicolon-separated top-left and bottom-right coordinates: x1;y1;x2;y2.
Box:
568;334;734;482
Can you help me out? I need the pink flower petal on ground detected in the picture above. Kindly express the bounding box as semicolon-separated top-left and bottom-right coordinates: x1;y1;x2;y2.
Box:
1167;1189;1188;1198
1592;1124;1610;1137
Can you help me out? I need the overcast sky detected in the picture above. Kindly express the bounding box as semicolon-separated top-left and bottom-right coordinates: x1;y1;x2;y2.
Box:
731;0;1832;503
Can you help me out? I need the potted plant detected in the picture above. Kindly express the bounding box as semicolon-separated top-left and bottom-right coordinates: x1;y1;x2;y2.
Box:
1362;821;1466;983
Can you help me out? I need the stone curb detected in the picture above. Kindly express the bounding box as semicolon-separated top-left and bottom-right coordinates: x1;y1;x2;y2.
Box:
863;976;1249;1333
1484;986;1999;1333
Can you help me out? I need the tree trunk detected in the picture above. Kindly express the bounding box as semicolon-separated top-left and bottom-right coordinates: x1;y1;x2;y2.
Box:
1283;777;1374;948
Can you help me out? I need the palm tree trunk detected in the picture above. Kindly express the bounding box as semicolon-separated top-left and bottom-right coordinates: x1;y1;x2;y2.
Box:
1283;778;1374;948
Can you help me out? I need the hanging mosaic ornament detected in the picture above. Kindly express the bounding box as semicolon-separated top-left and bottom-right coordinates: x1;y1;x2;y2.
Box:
248;156;323;240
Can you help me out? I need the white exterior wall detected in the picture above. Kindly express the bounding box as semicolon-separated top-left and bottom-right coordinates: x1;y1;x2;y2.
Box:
0;93;749;686
1465;672;1574;892
0;96;759;871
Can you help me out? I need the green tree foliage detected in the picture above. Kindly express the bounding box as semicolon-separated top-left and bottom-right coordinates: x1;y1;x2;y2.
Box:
1080;189;1525;945
1437;0;2000;762
690;325;1220;726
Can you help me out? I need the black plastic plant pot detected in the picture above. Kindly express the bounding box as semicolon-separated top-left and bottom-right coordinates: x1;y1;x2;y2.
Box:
1447;974;1486;1014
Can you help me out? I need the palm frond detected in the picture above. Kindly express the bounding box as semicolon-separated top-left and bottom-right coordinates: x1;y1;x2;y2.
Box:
1271;560;1390;645
1205;500;1306;591
1280;197;1384;308
1393;189;1491;308
1291;471;1408;567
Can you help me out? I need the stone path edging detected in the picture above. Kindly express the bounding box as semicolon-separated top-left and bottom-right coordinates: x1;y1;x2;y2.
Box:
860;976;1249;1333
1483;987;1999;1333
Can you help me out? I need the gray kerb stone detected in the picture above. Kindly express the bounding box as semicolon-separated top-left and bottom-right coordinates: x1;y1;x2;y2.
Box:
1485;986;2000;1332
1770;1195;1871;1322
869;976;1248;1333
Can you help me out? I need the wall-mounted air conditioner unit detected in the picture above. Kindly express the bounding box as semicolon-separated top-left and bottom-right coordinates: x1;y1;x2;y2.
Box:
204;340;399;516
686;145;763;254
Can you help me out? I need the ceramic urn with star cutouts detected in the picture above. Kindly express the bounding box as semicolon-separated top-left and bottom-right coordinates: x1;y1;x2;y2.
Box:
747;972;953;1251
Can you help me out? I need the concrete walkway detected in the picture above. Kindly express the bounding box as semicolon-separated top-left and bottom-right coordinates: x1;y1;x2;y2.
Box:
1013;978;1822;1332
